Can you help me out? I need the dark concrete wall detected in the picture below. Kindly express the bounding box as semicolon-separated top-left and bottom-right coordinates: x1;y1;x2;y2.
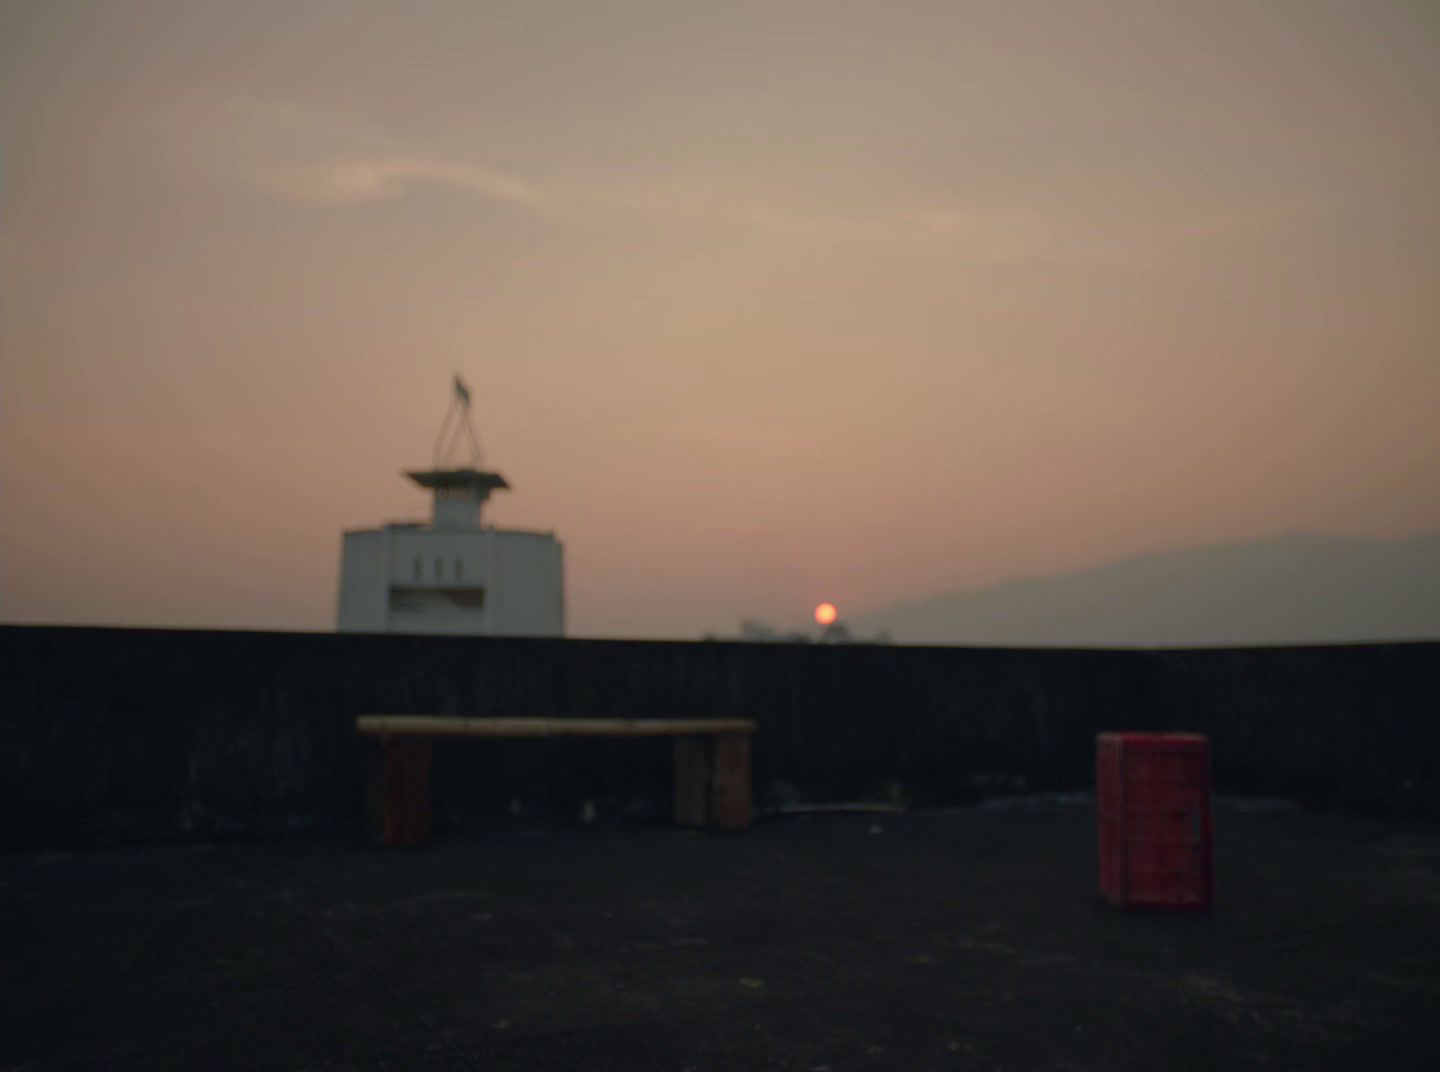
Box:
1141;644;1440;818
2;626;1435;848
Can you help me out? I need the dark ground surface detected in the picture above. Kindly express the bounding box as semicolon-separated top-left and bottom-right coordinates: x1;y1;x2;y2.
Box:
3;803;1438;1071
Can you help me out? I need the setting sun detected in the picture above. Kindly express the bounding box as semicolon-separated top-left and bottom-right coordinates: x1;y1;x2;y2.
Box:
814;603;838;626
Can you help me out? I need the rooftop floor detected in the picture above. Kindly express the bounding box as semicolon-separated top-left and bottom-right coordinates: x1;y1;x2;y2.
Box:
3;804;1438;1070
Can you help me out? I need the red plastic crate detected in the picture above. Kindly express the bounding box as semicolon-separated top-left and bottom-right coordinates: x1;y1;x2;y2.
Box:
1097;732;1213;911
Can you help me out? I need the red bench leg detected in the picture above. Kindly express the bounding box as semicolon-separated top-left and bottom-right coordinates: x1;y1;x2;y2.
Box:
371;738;432;846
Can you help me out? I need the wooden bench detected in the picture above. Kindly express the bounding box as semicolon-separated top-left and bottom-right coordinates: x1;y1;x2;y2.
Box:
356;716;758;846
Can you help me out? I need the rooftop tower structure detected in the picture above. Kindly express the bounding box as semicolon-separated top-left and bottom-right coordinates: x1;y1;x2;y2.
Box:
336;377;564;636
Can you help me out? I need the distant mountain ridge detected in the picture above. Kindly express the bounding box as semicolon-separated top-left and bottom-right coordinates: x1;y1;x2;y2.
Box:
850;530;1440;648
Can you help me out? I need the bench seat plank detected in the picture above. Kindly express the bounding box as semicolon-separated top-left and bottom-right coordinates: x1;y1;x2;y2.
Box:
360;716;756;845
357;716;757;737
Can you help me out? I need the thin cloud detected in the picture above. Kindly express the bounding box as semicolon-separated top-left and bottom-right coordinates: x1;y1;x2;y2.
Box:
213;97;1320;267
185;96;540;211
259;156;543;208
215;97;1036;243
598;182;1055;255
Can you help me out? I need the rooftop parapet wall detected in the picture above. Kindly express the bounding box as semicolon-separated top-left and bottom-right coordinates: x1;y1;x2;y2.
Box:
1;626;1436;849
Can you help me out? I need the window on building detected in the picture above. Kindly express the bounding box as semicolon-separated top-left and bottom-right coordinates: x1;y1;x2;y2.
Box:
434;556;442;580
455;557;463;580
414;558;422;580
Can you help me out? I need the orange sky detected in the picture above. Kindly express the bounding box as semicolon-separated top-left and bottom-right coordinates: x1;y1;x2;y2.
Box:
3;0;1438;638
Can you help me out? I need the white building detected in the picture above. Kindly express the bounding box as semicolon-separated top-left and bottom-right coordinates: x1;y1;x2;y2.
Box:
336;383;564;636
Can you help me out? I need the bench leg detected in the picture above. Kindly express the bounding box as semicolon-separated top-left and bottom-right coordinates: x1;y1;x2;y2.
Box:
711;733;752;829
370;738;433;846
673;733;751;830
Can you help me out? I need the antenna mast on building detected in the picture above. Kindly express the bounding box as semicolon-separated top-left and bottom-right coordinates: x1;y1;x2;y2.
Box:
433;374;485;470
406;376;510;531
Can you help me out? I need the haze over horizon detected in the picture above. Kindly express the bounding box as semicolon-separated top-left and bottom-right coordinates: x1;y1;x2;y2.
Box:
3;1;1438;640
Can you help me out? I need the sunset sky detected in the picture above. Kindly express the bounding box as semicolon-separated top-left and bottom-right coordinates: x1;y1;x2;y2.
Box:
3;0;1437;639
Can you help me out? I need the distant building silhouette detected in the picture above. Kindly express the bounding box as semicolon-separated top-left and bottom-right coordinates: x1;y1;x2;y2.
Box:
718;619;892;644
739;620;811;643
